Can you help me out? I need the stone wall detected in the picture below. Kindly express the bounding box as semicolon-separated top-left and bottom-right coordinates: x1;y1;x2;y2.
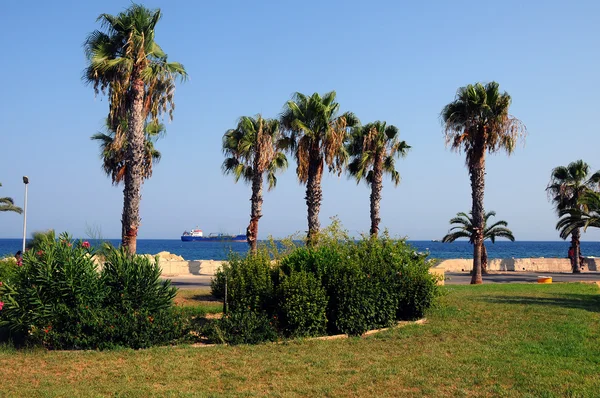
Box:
434;258;600;273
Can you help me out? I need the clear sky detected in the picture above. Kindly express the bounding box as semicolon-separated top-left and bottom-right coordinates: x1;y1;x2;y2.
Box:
1;0;599;241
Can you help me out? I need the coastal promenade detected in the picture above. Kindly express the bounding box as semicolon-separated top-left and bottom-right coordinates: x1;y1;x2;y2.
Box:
164;271;600;289
152;252;600;289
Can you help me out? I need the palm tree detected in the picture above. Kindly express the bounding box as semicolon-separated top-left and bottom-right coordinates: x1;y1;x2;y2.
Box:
557;191;600;238
442;211;515;273
222;115;288;252
347;121;410;236
0;183;23;214
280;91;358;245
548;160;600;272
441;82;526;284
91;120;164;185
84;4;187;254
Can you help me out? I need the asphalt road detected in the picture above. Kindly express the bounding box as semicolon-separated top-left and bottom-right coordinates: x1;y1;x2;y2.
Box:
164;275;213;290
445;272;600;285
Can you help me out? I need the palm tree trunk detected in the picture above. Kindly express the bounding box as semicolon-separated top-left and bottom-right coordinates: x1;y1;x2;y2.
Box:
571;228;581;273
121;76;145;254
370;154;384;236
481;243;488;274
469;151;486;285
247;162;264;253
306;146;323;246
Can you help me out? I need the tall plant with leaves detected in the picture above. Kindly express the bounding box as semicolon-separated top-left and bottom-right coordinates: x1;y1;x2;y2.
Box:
0;183;22;214
280;91;358;244
84;4;187;253
442;211;515;273
441;82;526;284
547;160;600;272
557;191;600;239
222;115;288;252
347;121;410;236
91;120;164;185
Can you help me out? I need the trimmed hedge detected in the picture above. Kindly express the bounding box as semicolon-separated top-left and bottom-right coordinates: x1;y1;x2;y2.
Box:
210;233;441;343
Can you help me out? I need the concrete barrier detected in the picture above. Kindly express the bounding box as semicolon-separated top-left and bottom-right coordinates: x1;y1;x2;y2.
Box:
434;258;600;273
157;259;225;276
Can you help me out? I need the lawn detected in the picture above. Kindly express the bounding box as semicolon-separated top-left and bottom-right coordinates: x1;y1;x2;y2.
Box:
0;283;598;397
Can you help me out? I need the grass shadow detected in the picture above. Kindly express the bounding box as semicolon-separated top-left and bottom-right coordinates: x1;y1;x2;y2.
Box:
479;293;600;313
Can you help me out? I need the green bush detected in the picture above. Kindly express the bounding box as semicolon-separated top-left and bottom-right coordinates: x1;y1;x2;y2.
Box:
209;228;441;343
276;270;327;338
212;250;276;314
0;256;18;285
101;248;177;313
203;309;277;345
0;234;187;349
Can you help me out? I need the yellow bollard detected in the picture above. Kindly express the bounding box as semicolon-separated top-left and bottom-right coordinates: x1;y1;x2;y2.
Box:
537;276;552;284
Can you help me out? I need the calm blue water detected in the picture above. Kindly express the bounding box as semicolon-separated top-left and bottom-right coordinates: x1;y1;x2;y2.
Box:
2;238;599;260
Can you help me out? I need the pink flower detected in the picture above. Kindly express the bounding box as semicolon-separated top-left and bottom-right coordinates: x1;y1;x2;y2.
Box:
0;302;4;311
82;241;91;249
68;243;72;247
36;250;44;256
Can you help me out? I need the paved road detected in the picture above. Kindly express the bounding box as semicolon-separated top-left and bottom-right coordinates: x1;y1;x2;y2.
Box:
163;272;600;289
163;275;213;289
445;272;600;285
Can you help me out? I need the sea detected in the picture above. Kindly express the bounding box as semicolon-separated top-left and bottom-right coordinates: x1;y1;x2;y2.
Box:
1;238;599;261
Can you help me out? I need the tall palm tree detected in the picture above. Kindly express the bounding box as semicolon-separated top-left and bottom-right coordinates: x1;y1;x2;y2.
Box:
442;211;515;273
548;160;600;272
84;4;187;254
441;82;526;284
0;183;23;214
222;115;288;252
280;91;358;245
91;120;164;185
347;121;410;236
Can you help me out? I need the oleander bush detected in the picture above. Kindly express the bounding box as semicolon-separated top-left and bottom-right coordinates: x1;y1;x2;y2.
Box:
210;225;442;343
0;233;187;349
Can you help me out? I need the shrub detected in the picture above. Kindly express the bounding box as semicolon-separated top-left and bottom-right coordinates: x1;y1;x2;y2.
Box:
207;225;441;343
396;258;441;320
0;234;187;349
212;250;276;314
101;248;177;313
203;309;277;345
0;256;18;284
276;270;327;338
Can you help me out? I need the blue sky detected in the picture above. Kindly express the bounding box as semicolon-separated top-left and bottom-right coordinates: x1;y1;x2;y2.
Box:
1;0;599;240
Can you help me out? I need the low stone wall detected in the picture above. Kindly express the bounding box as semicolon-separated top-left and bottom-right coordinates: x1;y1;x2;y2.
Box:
158;259;225;276
434;258;600;273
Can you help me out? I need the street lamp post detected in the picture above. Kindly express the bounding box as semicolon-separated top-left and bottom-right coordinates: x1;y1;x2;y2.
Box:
22;176;29;253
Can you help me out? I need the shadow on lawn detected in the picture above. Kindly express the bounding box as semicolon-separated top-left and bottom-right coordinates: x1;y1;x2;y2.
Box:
480;293;600;313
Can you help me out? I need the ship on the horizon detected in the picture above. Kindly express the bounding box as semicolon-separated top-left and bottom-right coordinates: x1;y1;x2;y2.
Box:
181;228;246;242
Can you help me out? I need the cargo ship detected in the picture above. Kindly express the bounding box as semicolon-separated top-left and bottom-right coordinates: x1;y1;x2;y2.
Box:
181;228;246;242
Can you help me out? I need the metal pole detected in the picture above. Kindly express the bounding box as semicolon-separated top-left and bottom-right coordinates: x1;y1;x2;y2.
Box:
22;176;29;253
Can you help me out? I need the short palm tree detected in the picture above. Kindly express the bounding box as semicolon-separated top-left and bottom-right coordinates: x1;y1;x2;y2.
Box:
0;183;23;214
548;160;600;272
442;211;515;273
91;120;164;185
557;191;600;237
441;82;526;284
84;4;187;254
222;115;288;252
280;91;358;245
347;121;410;236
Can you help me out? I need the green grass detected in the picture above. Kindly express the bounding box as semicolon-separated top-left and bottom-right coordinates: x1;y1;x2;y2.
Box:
1;283;599;397
174;288;223;316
